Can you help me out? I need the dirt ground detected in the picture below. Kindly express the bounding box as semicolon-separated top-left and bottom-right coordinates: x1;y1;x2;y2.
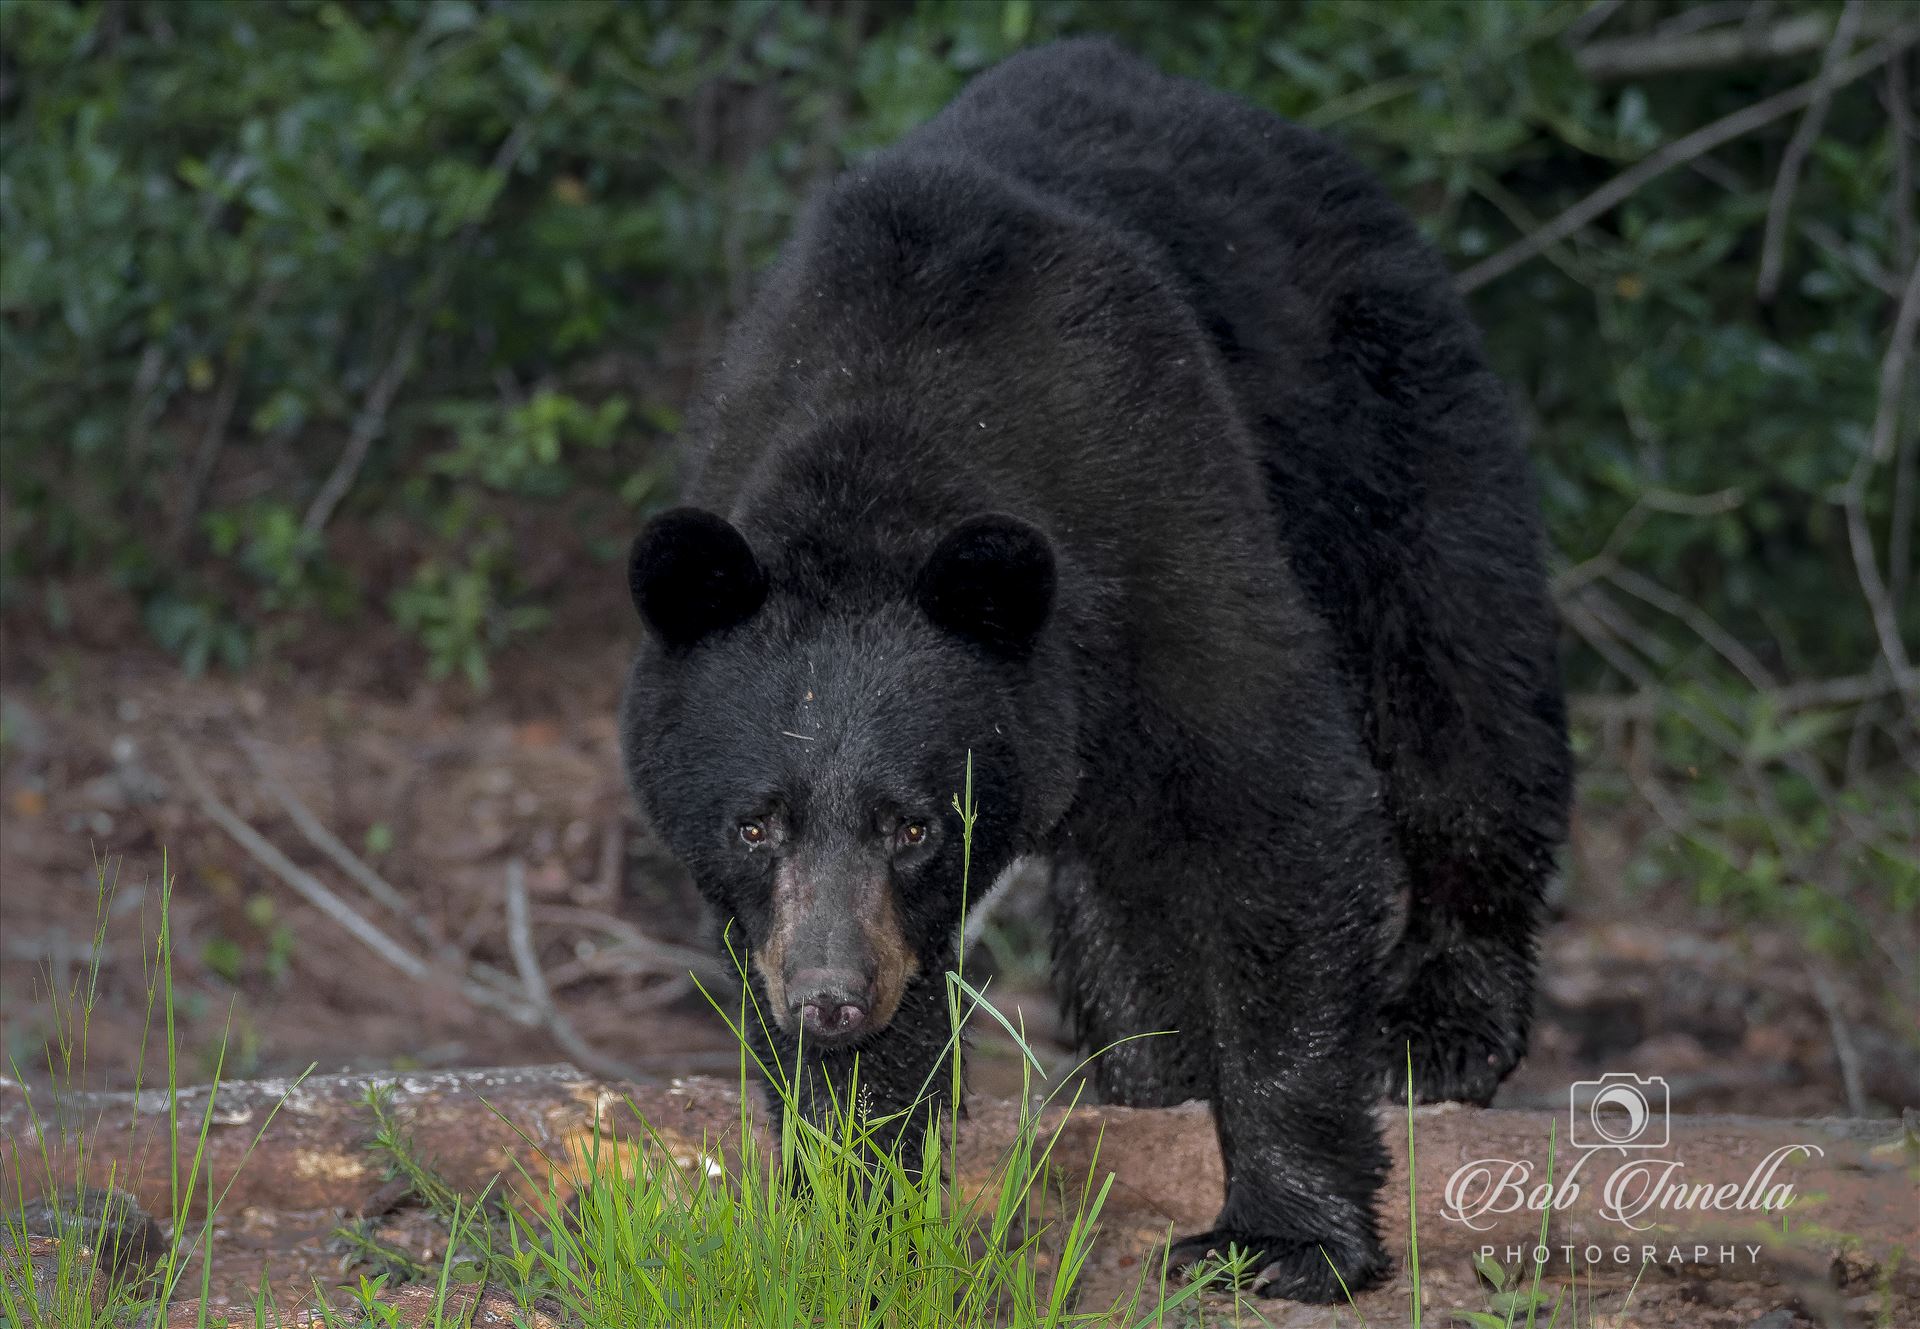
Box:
3;594;1917;1322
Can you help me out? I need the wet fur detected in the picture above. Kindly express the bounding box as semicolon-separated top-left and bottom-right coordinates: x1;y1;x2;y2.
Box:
621;38;1570;1303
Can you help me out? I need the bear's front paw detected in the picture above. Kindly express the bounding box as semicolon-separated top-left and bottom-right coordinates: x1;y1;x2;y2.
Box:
1169;1227;1390;1304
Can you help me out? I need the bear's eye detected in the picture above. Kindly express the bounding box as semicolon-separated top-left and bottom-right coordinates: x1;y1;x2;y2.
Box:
739;820;768;846
898;821;928;849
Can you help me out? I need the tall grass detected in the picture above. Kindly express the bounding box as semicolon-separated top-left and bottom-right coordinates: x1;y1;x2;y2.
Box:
493;756;1231;1326
5;823;1666;1328
3;792;1233;1327
2;858;306;1328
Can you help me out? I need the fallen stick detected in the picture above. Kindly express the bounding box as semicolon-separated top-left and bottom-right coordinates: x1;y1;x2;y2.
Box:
167;739;537;1025
504;859;648;1084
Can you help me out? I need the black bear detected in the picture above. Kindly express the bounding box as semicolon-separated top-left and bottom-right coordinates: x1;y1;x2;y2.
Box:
621;38;1570;1302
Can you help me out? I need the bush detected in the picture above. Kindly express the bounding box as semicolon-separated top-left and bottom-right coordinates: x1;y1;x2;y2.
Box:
3;2;1914;928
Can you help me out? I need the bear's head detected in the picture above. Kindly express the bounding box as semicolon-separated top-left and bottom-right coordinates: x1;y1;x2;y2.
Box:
619;507;1072;1047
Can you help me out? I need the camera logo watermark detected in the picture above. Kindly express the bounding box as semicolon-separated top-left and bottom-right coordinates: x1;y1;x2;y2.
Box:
1570;1073;1668;1150
1438;1069;1825;1253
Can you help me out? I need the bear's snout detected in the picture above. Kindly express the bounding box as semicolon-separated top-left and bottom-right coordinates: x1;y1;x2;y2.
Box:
758;855;920;1044
787;967;874;1041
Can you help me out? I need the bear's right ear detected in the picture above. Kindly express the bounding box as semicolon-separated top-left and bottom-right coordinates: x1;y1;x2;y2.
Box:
628;507;768;648
916;513;1055;659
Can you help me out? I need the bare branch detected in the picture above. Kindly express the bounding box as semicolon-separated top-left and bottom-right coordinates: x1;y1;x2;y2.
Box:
1889;57;1918;607
233;735;526;1004
540;951;698;1001
1758;0;1865;303
301;118;537;539
170;282;283;556
1564;0;1628;48
1808;967;1869;1116
1842;257;1920;729
1603;566;1779;693
1774;667;1920;710
1655;2;1764;42
531;902;728;983
169;738;537;1024
298;313;427;540
1573;5;1897;81
505;860;649;1083
170;361;243;555
1460;27;1920;294
1571;667;1920;724
1552;486;1744;598
237;736;426;931
1690;156;1902;296
122;342;166;470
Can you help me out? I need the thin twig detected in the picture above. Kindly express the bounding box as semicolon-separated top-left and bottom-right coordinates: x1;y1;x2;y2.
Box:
531;903;727;982
1570;669;1920;723
1603;566;1779;694
170;282;282;556
299;315;427;540
1889;56;1917;272
1580;585;1677;668
1688;155;1902;297
122;342;166;471
234;735;524;1003
170;364;243;554
1842;257;1920;730
1564;0;1627;48
1460;27;1920;294
169;738;537;1024
1773;667;1920;710
301;118;537;539
1654;2;1758;42
238;736;428;930
590;820;624;905
1572;6;1892;81
541;951;698;1003
1563;593;1747;757
1889;57;1918;609
505;860;647;1083
1758;0;1864;302
1552;486;1745;598
1808;968;1869;1116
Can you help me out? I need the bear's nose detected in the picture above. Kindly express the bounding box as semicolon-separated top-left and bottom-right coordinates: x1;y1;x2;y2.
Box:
788;968;872;1040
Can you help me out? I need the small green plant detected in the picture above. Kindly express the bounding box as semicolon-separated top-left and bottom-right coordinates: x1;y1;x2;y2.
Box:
388;537;549;690
488;756;1232;1326
1;857;307;1329
4;775;1243;1326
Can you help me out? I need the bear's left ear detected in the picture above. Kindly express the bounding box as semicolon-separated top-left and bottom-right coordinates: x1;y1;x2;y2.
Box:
916;513;1055;658
628;507;768;648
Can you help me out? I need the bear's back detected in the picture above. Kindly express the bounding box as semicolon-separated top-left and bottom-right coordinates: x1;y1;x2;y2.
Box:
902;38;1473;410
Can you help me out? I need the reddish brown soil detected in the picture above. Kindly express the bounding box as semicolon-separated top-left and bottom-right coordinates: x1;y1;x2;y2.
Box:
2;592;1916;1325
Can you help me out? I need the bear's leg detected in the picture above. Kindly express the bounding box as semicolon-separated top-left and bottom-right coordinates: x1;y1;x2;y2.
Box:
1047;858;1215;1109
1067;835;1394;1303
1363;597;1569;1107
1169;955;1393;1301
1368;660;1565;1107
1377;875;1543;1107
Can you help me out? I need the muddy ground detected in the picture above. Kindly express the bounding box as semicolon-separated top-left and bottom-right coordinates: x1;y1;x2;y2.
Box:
3;599;1916;1325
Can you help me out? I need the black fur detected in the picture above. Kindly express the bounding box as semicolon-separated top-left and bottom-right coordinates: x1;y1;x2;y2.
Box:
620;38;1570;1304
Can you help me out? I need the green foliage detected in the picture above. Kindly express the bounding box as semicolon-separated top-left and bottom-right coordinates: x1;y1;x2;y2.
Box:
2;0;1903;671
3;1;1914;929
